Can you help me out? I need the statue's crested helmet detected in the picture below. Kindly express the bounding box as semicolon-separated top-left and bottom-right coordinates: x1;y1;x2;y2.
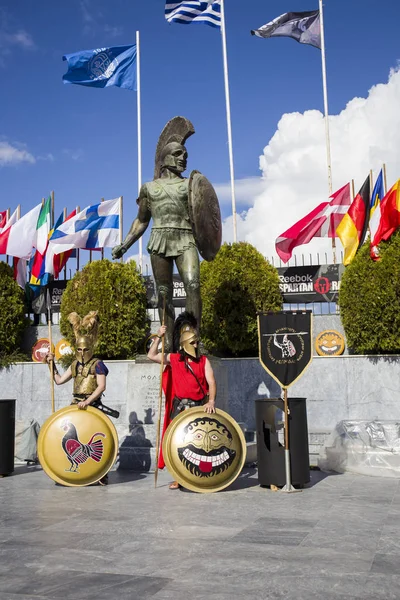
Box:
160;142;187;173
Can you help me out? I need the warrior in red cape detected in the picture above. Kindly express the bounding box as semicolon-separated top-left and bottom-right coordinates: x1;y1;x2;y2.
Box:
147;311;217;489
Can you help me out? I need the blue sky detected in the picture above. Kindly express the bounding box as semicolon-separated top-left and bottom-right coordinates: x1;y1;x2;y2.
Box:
1;0;400;266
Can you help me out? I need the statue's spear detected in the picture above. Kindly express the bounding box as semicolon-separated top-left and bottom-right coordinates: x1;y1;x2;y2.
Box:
46;288;55;414
154;297;166;488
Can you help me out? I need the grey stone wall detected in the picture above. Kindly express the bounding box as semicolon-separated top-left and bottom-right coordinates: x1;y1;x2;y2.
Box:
2;353;400;469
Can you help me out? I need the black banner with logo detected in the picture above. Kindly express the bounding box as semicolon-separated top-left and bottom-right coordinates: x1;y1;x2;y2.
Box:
258;311;312;388
29;280;68;314
143;275;187;308
277;264;344;303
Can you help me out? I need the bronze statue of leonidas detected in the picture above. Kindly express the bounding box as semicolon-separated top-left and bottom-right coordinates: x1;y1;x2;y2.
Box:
112;117;222;350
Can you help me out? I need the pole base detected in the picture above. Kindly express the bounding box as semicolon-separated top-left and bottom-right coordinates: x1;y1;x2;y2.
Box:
280;484;302;493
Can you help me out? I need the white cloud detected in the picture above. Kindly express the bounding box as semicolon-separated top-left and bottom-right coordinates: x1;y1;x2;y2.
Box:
214;177;267;208
125;252;152;276
5;30;35;49
63;148;84;161
104;24;123;38
37;153;55;162
0;141;35;166
223;67;400;265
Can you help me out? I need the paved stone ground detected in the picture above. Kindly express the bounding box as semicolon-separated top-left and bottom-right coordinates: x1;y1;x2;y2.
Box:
1;466;400;600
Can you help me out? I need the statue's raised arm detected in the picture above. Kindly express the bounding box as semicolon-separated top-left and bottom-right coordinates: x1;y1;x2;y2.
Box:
111;186;151;260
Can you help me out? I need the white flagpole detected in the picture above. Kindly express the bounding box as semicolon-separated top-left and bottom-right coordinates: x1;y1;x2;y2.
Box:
319;0;334;263
220;0;237;243
119;195;123;264
319;0;332;196
136;30;143;272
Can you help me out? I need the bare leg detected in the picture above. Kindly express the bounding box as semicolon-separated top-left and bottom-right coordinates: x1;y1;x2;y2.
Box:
150;253;174;351
176;247;202;328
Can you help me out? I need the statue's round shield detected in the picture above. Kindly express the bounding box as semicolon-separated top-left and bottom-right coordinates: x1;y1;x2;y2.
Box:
188;170;222;261
162;408;246;493
38;405;119;487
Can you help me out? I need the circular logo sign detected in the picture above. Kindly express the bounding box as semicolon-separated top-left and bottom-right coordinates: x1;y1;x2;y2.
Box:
266;327;305;365
314;276;331;294
315;330;345;356
55;339;73;361
32;338;55;363
88;50;117;80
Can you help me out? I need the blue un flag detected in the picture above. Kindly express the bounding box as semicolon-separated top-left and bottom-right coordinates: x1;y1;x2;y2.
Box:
63;44;137;91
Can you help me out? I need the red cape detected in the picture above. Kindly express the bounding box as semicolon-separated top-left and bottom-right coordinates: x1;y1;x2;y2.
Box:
157;365;174;469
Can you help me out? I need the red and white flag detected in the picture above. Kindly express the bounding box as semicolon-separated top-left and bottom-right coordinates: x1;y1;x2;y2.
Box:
0;209;18;253
275;183;351;263
0;204;41;257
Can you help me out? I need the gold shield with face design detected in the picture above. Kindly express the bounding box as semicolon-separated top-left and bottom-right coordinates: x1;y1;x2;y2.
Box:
162;408;246;493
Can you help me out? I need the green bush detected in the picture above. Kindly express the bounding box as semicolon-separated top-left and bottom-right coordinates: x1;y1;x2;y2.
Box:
0;262;28;366
200;242;282;356
60;259;148;359
339;231;400;353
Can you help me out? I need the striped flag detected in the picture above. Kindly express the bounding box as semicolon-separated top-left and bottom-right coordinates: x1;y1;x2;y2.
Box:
0;204;41;258
0;211;7;229
49;198;120;253
35;197;51;255
275;183;351;263
336;176;371;265
368;170;384;249
370;180;400;260
165;1;221;29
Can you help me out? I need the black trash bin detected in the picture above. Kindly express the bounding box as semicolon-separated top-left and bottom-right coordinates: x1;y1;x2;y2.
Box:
0;399;16;476
255;398;309;487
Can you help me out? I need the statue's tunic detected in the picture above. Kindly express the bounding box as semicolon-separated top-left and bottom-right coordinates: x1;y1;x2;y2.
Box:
145;178;196;258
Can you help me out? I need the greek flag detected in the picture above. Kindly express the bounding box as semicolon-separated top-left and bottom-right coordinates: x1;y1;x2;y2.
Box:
63;44;137;91
165;1;221;29
49;198;120;253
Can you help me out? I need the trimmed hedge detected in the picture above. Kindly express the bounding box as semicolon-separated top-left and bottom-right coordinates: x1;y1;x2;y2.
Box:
0;262;28;367
200;242;282;356
339;232;400;353
60;259;148;360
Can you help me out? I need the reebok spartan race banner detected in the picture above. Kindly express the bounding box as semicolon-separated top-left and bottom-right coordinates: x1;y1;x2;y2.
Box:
277;264;344;304
258;311;312;388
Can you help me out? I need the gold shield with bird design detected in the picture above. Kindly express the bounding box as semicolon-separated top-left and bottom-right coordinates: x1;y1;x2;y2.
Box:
38;405;118;487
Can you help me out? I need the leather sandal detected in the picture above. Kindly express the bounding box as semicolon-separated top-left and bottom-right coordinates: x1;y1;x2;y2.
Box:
169;481;180;490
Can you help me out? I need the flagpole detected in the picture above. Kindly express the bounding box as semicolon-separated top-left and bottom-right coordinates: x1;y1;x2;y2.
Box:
50;191;55;229
319;0;332;196
136;30;143;273
76;206;80;271
319;0;334;263
220;0;237;243
119;196;124;264
5;208;10;266
63;207;68;279
383;163;387;194
100;199;105;261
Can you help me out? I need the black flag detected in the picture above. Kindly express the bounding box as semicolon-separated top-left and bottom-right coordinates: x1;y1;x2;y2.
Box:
251;11;321;50
258;311;312;388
